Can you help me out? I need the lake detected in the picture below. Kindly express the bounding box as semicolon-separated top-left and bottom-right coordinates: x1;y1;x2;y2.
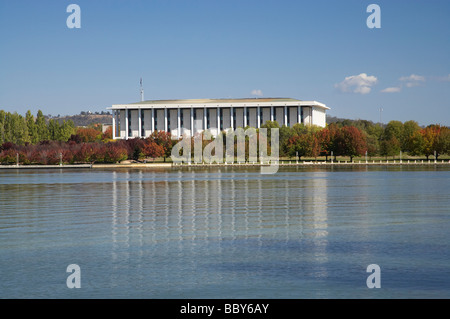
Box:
0;165;449;298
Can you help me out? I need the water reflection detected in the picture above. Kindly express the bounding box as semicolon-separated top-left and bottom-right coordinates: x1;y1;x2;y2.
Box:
109;168;329;265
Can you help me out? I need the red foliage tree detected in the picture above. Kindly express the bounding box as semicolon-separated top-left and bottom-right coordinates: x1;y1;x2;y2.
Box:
335;126;367;162
148;131;174;162
75;127;102;143
142;139;165;160
103;143;128;163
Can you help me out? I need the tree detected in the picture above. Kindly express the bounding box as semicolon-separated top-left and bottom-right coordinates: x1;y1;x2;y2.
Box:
59;120;75;142
75;127;102;143
436;126;450;157
279;125;295;157
421;125;450;159
335;126;367;162
149;131;173;162
0;110;5;144
103;143;128;163
285;135;309;160
35;110;48;142
142;138;165;160
260;120;280;140
380;136;401;159
26;110;38;144
318;124;338;160
383;120;404;141
47;119;60;141
102;126;112;140
401;120;421;153
408;131;424;156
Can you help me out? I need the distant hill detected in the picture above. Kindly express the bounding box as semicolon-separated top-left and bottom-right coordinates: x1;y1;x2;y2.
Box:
52;113;370;128
51;114;112;127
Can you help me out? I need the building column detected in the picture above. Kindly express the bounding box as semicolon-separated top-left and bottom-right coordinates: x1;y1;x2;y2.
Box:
284;105;288;126
297;106;301;125
244;106;247;127
112;110;116;139
164;108;168;132
257;106;260;129
138;108;142;138
177;108;181;138
125;109;129;140
203;107;207;130
190;108;194;136
270;106;274;122
217;107;220;133
230;106;234;130
151;108;155;133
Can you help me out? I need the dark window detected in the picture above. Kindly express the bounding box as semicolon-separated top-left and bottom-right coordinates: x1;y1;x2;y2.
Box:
233;108;236;129
301;107;304;124
207;109;210;129
287;107;290;126
128;110;132;137
141;110;145;136
167;109;171;133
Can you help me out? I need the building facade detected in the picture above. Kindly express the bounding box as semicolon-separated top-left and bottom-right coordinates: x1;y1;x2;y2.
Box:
108;98;330;139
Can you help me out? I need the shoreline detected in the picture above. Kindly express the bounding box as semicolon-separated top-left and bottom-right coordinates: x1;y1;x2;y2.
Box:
0;160;449;169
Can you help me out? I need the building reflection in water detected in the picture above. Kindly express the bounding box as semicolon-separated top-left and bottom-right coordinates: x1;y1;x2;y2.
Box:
110;168;328;272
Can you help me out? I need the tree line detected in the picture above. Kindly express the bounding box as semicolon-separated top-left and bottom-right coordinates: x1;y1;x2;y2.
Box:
0;109;449;165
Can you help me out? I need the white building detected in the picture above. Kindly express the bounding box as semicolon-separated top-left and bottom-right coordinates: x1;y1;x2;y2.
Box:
108;98;329;139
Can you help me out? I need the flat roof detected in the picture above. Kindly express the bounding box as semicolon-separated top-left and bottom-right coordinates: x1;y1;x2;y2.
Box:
129;98;301;105
109;97;330;110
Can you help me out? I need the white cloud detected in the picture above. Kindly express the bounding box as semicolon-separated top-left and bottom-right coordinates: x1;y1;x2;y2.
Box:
437;74;450;82
399;74;425;82
399;74;425;87
251;89;263;96
381;86;401;93
334;73;378;94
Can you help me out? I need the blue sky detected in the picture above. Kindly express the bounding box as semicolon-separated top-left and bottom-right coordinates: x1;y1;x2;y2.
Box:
0;0;449;126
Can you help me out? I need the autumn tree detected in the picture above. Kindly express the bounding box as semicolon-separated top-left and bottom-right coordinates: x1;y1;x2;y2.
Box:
335;126;367;162
75;127;102;143
149;131;174;162
143;138;165;160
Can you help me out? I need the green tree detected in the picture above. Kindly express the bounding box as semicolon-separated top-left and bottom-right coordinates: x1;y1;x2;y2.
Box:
0;110;5;144
47;119;60;141
25;110;38;144
279;125;295;157
383;120;404;141
260;120;280;141
35;110;48;142
408;131;424;156
401;120;421;153
380;136;401;159
59;120;75;142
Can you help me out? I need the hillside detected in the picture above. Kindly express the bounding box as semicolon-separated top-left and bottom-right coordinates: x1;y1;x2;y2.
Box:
53;114;112;127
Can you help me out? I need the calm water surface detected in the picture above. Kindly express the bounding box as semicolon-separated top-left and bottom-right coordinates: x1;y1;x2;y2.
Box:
0;166;449;298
